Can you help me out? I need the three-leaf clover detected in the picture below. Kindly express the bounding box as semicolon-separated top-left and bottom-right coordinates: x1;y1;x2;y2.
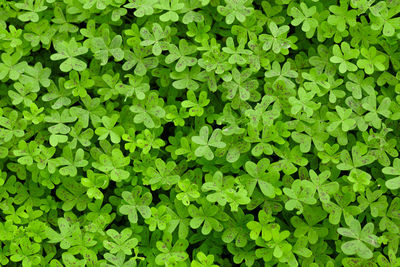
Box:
327;0;357;32
337;218;379;259
95;114;125;144
154;0;184;22
90;34;124;65
57;147;88;177
191;126;226;160
356;46;387;74
9;238;41;267
119;186;152;223
217;0;254;24
222;68;258;101
165;39;197;72
222;37;252;65
330;42;359;73
181;90;210;117
129;92;166;129
191;252;218;267
140;23;170;56
289;3;318;38
50;38;88;72
15;0;48;23
145;158;180;189
265;61;298;89
283;179;317;214
240;158;280;198
337;144;375;192
81;170;108;200
92;149;131;182
124;0;158;17
155;233;189;266
103;228;139;255
309;170;339;203
288;87;321;117
326;105;356;132
361;95;391;129
259;21;296;54
188;202;228;235
0;50;27;80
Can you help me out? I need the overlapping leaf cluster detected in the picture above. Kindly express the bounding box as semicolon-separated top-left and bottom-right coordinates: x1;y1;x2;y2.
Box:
0;0;400;266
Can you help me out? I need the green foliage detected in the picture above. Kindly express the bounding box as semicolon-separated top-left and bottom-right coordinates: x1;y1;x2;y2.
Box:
0;0;400;266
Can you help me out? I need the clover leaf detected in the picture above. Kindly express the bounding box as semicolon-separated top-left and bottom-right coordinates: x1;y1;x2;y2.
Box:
330;42;359;73
119;186;152;223
191;126;226;160
338;218;379;259
104;228;139;255
217;0;254;25
383;158;400;190
50;38;88;72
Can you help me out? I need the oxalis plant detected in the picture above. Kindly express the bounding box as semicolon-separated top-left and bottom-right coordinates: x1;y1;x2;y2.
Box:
0;0;400;266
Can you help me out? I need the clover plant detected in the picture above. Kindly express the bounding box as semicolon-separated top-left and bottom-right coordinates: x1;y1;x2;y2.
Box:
0;0;400;266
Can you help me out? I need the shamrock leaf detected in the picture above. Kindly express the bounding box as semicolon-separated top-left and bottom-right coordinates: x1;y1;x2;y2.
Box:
202;171;250;211
326;105;356;132
119;186;152;223
104;228;139;255
382;158;400;190
81;170;108;200
356;46;387;74
283;179;317;214
327;0;357;32
222;68;258;101
129;92;166;129
188;202;228;235
191;252;218;267
330;42;359;73
191;126;226;160
122;44;159;76
259;21;297;54
50;38;88;72
124;0;158;17
176;179;200;206
145;158;180;189
92;149;130;182
0;50;28;80
222;37;252;65
217;0;254;24
9;238;41;267
15;0;48;23
240;158;280;198
57;147;88;177
361;95;391;129
154;0;184;22
95;114;125;144
323;190;362;225
289;2;318;38
155;233;189;265
337;144;375;192
56;177;90;211
265;61;298;89
45;217;81;249
246;209;275;241
181;90;210;117
90;34;124;65
288;87;321;117
140;23;170;56
165;39;197;72
338;218;379;259
309;170;339;203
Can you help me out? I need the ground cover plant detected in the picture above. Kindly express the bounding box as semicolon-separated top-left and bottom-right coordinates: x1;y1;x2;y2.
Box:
0;0;400;266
